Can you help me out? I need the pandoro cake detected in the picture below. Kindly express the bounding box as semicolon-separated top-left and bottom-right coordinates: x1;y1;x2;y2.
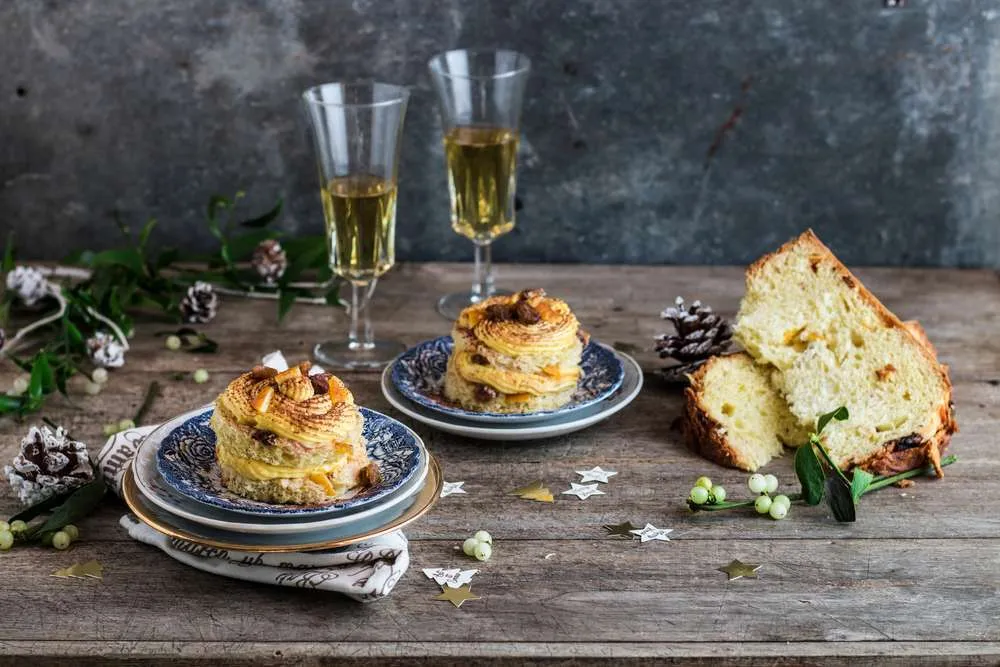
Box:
443;288;589;414
210;362;380;505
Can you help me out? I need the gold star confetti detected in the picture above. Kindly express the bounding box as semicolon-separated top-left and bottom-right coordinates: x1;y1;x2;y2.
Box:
510;480;554;503
718;559;761;581
603;520;639;538
52;560;103;580
433;583;481;608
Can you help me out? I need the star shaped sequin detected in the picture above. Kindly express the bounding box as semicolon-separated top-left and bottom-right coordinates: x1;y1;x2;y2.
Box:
718;559;762;581
422;568;479;588
602;520;639;538
52;560;103;580
561;482;605;500
440;481;467;498
576;466;618;484
511;480;554;502
629;523;673;543
433;583;481;608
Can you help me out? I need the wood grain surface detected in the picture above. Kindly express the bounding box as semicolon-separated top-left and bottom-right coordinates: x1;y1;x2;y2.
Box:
1;263;998;666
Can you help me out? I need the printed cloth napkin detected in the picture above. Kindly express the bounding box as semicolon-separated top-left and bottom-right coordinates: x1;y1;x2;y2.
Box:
95;351;410;602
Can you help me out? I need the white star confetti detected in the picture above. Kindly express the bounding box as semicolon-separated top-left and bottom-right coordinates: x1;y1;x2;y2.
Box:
561;482;605;500
630;523;673;543
576;466;618;484
422;568;479;588
440;481;467;498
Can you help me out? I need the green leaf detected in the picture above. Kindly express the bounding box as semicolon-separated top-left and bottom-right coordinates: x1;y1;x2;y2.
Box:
29;354;52;400
850;468;875;503
29;476;107;539
137;218;158;254
278;288;298;322
240;197;284;228
7;483;81;523
825;474;856;522
0;394;25;413
794;443;826;505
816;406;849;434
85;249;145;274
64;319;85;350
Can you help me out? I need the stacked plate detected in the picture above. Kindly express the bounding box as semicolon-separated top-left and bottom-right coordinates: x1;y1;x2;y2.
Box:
381;336;643;440
123;404;441;552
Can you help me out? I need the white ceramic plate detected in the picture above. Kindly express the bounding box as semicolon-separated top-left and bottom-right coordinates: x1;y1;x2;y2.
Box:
380;349;643;441
123;457;442;552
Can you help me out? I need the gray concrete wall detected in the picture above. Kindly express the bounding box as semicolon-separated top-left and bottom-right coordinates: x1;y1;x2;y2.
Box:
2;0;999;267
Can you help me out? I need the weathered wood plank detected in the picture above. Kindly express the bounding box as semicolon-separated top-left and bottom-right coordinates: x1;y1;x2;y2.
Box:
3;641;1000;666
0;262;997;662
0;538;997;645
0;377;995;541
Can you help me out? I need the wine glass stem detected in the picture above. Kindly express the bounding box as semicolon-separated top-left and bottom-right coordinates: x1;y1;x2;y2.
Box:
472;241;495;302
348;280;377;351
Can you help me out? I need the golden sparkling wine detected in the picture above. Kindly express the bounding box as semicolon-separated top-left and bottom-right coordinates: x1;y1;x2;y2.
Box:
321;175;397;282
443;125;519;242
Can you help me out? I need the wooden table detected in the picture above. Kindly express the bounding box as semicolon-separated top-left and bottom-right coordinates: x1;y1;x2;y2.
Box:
1;263;998;666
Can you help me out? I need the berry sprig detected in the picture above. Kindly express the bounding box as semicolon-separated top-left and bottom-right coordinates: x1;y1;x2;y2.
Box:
686;406;958;523
462;530;493;562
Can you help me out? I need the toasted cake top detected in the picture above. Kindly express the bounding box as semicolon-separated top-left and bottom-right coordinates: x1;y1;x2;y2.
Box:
215;363;363;446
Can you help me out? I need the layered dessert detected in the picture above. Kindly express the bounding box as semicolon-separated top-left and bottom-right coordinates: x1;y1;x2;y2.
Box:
210;362;380;504
443;288;588;413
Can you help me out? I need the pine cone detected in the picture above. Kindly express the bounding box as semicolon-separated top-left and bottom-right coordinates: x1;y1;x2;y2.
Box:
86;331;126;368
5;265;50;307
251;239;287;285
179;281;218;324
655;296;733;384
3;425;94;506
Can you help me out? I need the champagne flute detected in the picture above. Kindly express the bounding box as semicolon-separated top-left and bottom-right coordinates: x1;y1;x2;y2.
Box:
302;81;409;370
428;49;531;319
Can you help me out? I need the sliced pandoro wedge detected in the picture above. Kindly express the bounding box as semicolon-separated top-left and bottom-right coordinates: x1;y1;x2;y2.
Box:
684;318;939;472
733;230;956;475
684;352;809;472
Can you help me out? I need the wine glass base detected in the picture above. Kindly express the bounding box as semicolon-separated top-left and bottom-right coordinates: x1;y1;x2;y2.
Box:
313;339;407;372
436;289;514;320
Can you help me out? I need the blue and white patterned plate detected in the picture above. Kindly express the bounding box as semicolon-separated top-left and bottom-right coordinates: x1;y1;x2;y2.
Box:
155;406;424;517
390;336;625;424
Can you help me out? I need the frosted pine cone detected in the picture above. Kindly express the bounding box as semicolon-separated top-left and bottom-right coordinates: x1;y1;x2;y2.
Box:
87;331;126;368
251;239;287;285
5;265;51;307
179;281;218;323
655;296;733;384
4;425;94;506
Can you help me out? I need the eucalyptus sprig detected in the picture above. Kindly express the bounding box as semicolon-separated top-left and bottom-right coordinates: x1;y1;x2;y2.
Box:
687;407;957;522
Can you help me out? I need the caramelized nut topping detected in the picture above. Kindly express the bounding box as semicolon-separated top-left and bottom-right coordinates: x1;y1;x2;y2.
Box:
252;386;275;413
514;300;541;324
484;303;514;322
273;366;302;383
358;462;382;488
309;372;331;394
251;429;277;446
474;384;499;402
251;365;278;381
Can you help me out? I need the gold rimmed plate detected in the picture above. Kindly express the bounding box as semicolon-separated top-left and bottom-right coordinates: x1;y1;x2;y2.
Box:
122;456;442;552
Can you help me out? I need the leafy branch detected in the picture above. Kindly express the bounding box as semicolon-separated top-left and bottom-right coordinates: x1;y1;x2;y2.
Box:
688;407;957;522
1;193;338;418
